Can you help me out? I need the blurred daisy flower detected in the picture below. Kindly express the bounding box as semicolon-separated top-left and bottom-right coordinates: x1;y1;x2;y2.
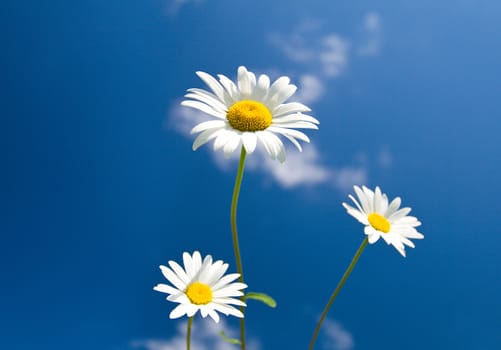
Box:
154;251;247;323
343;186;424;257
181;66;319;163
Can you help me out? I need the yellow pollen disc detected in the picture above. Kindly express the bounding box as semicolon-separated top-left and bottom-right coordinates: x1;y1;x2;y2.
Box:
226;100;272;132
368;213;391;233
185;282;213;305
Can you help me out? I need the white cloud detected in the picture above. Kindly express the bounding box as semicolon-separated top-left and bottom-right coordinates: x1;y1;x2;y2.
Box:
234;143;366;192
269;22;349;78
261;145;331;188
295;74;325;105
357;12;382;57
320;35;350;77
131;319;260;350
321;319;354;350
331;166;368;193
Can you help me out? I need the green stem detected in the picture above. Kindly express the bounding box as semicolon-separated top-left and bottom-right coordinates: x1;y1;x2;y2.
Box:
308;237;369;350
230;146;247;350
186;316;193;350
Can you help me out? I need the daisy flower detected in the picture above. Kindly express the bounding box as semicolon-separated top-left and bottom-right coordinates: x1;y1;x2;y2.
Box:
153;251;247;323
181;66;319;163
342;186;424;257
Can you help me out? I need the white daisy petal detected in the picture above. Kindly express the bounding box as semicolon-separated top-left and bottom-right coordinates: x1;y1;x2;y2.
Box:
241;132;257;154
160;265;186;291
200;305;209;318
192;128;224;151
392;239;407;257
223;133;242;157
167;292;188;303
272;113;320;125
347;194;365;216
190;120;226;134
374;187;383;213
181;100;226;119
212;297;246;307
198;259;224;284
273;102;311;117
186;88;221;103
259;130;286;163
353;186;371;214
281;133;303;152
184;92;227;113
385;197;402;217
192;251;202;272
185;304;198;317
213;129;237;151
206;261;229;286
362;186;375;208
211;273;241;290
168;260;189;285
389;207;412;221
213;287;245;298
401;236;416;248
184;67;318;162
364;225;376;236
344;186;424;257
267;126;310;143
271;120;319;130
251;74;270;100
217;74;239;104
153;283;179;296
238;66;254;98
196;71;227;102
268;84;297;108
368;232;381;244
208;308;220;323
183;252;194;278
209;302;244;317
265;76;290;105
169;304;188;319
344;206;367;224
154;252;246;322
256;131;276;159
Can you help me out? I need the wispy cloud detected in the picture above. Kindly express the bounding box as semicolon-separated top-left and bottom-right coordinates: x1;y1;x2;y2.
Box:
321;319;354;350
260;145;332;188
330;166;368;194
357;12;382;57
320;35;350;77
295;74;325;105
257;144;367;192
166;0;205;16
166;100;207;136
269;20;349;78
131;319;260;350
377;146;392;169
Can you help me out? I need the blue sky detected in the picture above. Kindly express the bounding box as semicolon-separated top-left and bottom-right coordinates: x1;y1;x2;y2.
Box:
2;0;501;349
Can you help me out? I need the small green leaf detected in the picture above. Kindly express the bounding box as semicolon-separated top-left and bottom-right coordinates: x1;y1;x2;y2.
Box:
245;292;277;308
219;330;241;345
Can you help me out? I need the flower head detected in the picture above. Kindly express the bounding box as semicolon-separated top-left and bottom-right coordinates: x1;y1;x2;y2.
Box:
181;66;319;163
154;251;247;322
343;186;424;257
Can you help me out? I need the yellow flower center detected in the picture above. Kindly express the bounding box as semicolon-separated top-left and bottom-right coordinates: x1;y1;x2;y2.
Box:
368;213;391;233
226;100;272;132
185;282;213;305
